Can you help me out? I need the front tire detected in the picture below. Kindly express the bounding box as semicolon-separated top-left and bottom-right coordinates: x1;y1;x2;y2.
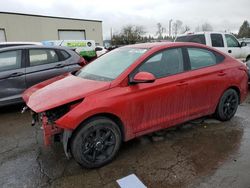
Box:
71;117;122;168
215;89;239;121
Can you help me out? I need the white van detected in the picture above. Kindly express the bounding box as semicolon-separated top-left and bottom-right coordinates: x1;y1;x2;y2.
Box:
42;40;97;61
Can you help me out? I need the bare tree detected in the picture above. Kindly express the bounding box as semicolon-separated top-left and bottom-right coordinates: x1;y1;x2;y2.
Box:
195;23;213;32
195;25;201;32
172;20;183;36
201;22;213;31
181;25;191;34
156;23;166;39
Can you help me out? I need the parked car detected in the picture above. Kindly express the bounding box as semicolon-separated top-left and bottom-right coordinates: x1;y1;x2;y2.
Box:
0;41;42;48
175;32;250;62
22;42;248;168
238;38;250;47
95;46;108;57
0;45;85;107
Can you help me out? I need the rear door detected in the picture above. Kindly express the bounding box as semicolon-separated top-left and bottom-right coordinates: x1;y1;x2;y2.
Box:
0;50;26;105
25;48;69;88
184;47;227;116
210;33;228;54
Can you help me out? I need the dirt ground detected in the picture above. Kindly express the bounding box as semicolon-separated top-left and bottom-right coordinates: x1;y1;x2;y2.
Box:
0;91;250;188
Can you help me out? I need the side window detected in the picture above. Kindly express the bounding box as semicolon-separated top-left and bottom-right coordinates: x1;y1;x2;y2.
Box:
138;48;184;78
225;34;240;47
0;50;22;72
176;34;206;45
29;49;59;66
60;50;70;60
188;48;217;70
211;34;224;47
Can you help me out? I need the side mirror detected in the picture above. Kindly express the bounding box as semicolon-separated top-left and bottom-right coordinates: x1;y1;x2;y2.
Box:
241;42;247;47
132;72;156;84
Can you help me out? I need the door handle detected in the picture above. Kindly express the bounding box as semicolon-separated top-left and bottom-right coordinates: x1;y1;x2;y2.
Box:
177;81;188;86
9;72;24;77
218;71;226;76
228;50;232;53
55;64;65;68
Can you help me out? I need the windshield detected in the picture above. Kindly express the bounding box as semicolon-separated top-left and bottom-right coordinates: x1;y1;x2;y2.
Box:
76;48;147;81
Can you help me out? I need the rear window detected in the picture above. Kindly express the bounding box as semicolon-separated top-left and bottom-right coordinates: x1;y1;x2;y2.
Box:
59;50;71;60
187;47;225;70
29;49;59;66
176;34;206;45
211;34;224;47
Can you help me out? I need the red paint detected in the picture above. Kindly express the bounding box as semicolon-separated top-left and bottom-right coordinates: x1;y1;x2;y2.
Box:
23;74;110;113
133;72;156;83
22;42;249;144
42;115;62;146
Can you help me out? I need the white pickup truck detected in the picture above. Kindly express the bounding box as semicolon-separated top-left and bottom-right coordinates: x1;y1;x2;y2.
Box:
175;32;250;62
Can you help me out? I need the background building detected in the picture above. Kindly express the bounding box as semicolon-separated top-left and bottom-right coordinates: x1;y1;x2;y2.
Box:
0;12;103;45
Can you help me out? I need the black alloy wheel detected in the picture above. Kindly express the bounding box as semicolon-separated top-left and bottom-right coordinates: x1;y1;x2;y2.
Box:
71;117;121;168
216;89;239;121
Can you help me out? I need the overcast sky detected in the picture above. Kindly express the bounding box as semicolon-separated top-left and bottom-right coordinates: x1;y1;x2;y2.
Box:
1;0;250;39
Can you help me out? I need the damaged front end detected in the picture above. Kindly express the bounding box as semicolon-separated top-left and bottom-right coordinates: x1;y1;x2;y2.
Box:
23;99;83;157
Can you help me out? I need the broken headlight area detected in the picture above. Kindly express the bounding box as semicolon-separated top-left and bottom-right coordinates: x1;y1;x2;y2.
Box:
43;99;83;146
45;99;83;124
45;104;70;124
25;99;83;146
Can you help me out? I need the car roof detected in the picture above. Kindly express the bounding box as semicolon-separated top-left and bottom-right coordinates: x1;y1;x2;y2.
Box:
0;45;71;52
0;41;42;45
120;42;210;49
176;31;232;37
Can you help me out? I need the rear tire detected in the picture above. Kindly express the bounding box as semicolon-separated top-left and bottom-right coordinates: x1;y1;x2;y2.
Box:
215;89;239;121
71;116;121;168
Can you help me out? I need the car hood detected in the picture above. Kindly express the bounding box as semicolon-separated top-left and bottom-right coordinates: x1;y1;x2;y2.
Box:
23;74;111;113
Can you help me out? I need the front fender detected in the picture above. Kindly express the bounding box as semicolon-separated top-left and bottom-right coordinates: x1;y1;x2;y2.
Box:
55;98;134;141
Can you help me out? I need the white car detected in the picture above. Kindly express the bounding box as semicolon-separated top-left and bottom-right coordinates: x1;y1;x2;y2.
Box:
95;46;108;57
175;32;250;62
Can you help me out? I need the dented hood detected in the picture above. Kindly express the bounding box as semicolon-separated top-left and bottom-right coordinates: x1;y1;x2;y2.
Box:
23;74;111;113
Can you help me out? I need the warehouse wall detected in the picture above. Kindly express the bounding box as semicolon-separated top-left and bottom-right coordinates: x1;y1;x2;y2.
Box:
0;12;103;45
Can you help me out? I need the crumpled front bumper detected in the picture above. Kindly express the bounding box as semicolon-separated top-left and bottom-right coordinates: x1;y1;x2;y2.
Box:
41;115;63;146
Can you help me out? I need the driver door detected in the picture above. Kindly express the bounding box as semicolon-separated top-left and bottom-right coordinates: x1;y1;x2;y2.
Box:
225;34;242;59
124;48;190;133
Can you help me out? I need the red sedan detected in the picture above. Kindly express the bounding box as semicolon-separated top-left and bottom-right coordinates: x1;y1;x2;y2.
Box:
23;42;248;168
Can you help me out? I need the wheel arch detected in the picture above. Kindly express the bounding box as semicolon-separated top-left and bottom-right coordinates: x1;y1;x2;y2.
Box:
219;86;241;104
215;86;240;112
71;112;126;142
228;86;241;102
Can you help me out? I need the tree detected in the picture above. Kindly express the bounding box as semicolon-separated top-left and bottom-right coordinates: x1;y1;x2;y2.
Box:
181;25;190;34
201;22;213;31
156;23;166;39
112;25;146;45
238;20;250;38
172;20;183;36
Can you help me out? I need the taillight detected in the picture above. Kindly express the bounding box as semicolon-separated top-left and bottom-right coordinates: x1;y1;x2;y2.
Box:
78;57;87;66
